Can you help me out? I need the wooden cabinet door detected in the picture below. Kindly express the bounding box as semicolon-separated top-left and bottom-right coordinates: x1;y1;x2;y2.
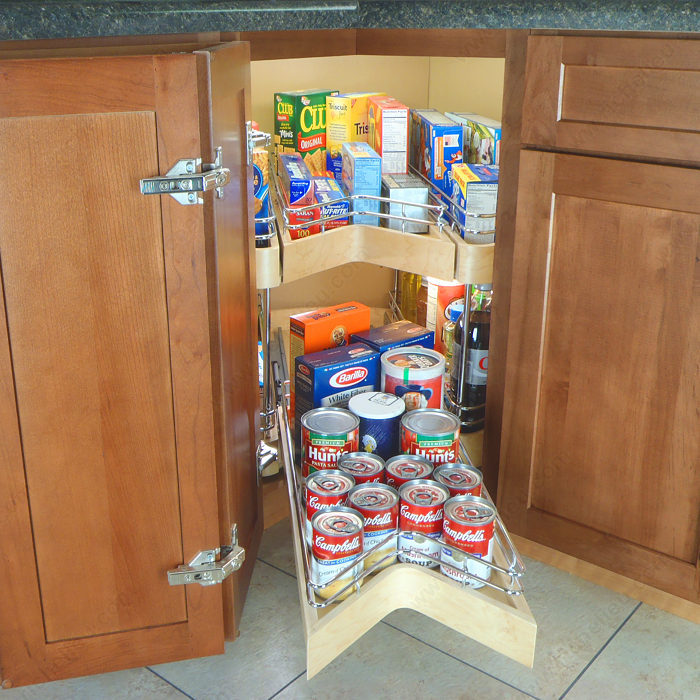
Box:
497;151;699;603
0;43;260;688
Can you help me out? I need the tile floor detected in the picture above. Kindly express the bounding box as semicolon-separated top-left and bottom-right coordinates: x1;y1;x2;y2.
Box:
5;519;699;700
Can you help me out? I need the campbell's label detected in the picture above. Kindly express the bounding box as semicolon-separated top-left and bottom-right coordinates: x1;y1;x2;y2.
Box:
348;485;398;535
311;510;363;562
398;482;448;537
330;366;369;388
305;472;354;541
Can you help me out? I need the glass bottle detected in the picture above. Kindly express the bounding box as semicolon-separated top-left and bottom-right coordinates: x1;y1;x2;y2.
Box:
443;302;464;373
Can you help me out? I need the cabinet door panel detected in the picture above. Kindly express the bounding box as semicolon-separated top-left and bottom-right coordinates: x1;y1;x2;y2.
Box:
498;151;700;602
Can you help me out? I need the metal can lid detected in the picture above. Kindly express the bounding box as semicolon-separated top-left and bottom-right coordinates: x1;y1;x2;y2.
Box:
444;495;496;526
348;391;405;420
381;347;445;373
301;407;360;435
399;479;450;506
401;408;460;436
385;454;433;479
337;452;385;476
348;483;399;510
433;464;482;489
306;470;355;495
311;506;364;536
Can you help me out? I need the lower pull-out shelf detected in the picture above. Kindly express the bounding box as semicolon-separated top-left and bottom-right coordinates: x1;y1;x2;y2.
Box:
274;396;537;679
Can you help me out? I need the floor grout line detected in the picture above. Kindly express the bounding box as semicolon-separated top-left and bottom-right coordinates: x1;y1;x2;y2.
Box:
381;620;541;700
267;669;307;699
257;557;297;580
146;667;196;699
558;600;643;699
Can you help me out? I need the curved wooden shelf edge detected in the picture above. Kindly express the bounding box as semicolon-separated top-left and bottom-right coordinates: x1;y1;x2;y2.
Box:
255;230;282;289
278;223;457;286
443;225;495;285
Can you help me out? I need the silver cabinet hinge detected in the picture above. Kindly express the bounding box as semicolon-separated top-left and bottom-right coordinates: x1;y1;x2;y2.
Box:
167;525;245;587
247;121;271;165
140;146;230;206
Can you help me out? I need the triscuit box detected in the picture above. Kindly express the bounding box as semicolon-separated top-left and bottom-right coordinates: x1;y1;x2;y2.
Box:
410;109;463;198
253;146;270;237
278;153;314;206
326;92;385;182
444;112;502;166
274;89;338;175
341;142;382;226
380;174;429;233
350;320;434;353
368;96;410;175
450;164;499;236
314;177;349;229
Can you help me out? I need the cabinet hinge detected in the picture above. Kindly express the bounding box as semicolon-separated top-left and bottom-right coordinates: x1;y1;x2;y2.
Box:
246;121;271;165
140;146;230;206
167;525;245;587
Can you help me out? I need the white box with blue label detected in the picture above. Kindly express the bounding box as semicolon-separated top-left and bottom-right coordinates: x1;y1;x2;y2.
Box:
341;142;382;226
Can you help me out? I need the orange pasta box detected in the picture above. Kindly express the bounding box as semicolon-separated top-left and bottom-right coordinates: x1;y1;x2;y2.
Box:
368;96;410;174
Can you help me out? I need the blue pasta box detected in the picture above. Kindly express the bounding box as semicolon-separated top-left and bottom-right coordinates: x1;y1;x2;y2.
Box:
350;320;434;353
313;177;349;229
341;141;382;226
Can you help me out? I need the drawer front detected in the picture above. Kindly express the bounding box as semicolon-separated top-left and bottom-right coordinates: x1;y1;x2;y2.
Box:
521;36;700;163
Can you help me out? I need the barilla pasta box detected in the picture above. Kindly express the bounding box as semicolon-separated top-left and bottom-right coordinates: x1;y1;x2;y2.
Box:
281;186;320;240
326;91;385;181
380;174;429;233
274;89;339;175
314;177;349;229
253;146;270;237
279;152;314;206
350;320;434;354
410;109;463;198
450;164;499;236
444;112;502;165
368;96;409;174
341;142;382;226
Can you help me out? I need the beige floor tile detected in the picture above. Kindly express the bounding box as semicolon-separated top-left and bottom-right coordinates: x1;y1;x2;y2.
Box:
2;668;185;699
566;603;700;700
257;518;297;577
276;621;533;700
152;560;306;700
385;557;639;699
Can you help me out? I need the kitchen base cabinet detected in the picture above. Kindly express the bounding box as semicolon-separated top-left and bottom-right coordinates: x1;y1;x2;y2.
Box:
0;40;261;687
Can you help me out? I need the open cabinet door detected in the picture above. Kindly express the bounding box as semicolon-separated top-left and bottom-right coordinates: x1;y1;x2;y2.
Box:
0;40;261;688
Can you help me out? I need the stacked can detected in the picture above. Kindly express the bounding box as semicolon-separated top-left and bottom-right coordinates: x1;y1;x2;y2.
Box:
432;463;483;498
337;452;385;484
347;483;399;571
400;408;460;467
301;407;360;477
440;495;496;588
305;470;355;543
397;479;450;567
348;391;405;460
311;506;364;601
384;454;433;489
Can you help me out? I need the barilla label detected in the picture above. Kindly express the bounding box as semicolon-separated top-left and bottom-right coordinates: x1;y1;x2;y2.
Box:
305;470;355;542
311;508;364;590
400;410;460;466
341;141;382;226
314;177;349;229
433;464;483;498
350;320;434;354
384;455;433;488
398;479;449;566
279;153;314;206
337;452;384;485
449;164;498;236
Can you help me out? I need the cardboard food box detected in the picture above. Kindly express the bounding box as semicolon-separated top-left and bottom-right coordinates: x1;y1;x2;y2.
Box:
278;152;314;206
444;112;502;165
253;146;270;237
380;174;430;233
314;177;349;229
368;96;410;174
449;164;499;236
350;320;434;354
281;186;320;240
341;141;382;226
326;92;385;182
274;88;339;175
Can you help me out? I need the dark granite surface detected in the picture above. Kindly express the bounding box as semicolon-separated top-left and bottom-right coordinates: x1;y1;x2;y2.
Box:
0;0;698;41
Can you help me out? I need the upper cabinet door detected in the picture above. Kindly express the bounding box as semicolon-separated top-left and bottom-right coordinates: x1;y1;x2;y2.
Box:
497;150;700;603
521;36;700;164
0;42;257;687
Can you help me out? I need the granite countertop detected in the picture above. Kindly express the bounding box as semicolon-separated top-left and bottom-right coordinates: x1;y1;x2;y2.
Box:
1;0;698;41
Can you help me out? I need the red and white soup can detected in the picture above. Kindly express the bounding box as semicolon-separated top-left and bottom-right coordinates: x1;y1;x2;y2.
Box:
305;470;355;543
432;463;483;498
398;479;450;567
400;409;460;467
311;506;364;601
440;495;496;588
384;454;434;488
348;483;399;570
337;452;385;484
301;407;360;477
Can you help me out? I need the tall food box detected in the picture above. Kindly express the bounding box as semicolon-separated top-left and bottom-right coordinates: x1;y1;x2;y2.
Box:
380;174;429;233
274;89;338;175
444;112;502;165
450;164;499;236
341;142;382;226
326;92;385;181
368;96;409;174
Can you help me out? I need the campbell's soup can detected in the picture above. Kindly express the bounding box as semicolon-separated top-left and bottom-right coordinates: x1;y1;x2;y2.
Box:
348;391;405;459
433;463;483;498
398;479;449;567
301;407;360;477
348;483;399;571
381;347;445;412
400;409;460;467
337;452;385;484
440;495;496;588
311;506;364;601
305;470;355;543
384;454;434;488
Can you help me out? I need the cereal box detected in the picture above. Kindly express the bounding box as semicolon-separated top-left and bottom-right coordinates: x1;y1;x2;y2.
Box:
274;89;338;176
444;112;502;165
449;164;499;236
350;320;434;353
326;92;385;181
279;152;314;206
314;177;349;229
368;96;410;174
253;146;270;237
410;109;463;198
380;174;429;233
341;142;382;226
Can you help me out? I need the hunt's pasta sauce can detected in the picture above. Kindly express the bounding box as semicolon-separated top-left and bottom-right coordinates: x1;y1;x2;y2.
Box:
398;479;449;567
305;470;355;543
337;452;385;484
348;391;405;459
301;407;360;477
400;409;460;467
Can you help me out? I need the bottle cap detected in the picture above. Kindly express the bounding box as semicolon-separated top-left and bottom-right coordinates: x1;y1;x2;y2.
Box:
474;284;492;291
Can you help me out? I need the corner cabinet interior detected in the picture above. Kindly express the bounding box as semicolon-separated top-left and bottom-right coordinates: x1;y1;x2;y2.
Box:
0;39;262;687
